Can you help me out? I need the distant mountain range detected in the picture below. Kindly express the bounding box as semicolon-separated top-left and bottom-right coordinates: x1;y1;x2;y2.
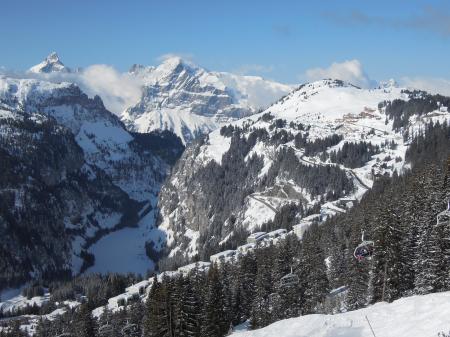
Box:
27;53;293;143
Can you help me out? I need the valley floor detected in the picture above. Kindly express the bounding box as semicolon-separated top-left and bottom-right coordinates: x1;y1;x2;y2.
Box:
85;209;164;275
231;291;450;337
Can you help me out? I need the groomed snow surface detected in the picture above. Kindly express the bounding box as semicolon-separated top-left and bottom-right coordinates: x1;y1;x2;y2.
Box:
231;291;450;337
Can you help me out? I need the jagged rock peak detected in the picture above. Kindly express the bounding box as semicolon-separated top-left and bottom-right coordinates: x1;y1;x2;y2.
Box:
29;52;70;73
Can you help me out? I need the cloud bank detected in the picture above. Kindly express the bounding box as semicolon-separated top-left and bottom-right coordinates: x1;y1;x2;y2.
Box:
77;65;142;114
400;77;450;96
0;65;143;115
305;59;375;88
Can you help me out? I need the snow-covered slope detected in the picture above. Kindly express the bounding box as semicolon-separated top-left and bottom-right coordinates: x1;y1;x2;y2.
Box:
121;56;292;143
0;75;183;287
156;79;450;265
231;291;450;337
28;52;71;74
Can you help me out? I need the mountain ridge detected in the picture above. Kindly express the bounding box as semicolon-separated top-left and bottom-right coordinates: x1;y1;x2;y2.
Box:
155;79;450;268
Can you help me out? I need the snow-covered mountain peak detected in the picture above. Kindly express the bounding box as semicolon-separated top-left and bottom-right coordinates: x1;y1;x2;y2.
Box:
159;55;191;71
122;58;292;143
150;56;202;85
259;78;406;124
46;52;60;62
28;52;70;73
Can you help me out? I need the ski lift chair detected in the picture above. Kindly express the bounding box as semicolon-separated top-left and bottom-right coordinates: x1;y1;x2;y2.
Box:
279;267;299;288
353;231;374;261
268;292;280;304
437;201;450;226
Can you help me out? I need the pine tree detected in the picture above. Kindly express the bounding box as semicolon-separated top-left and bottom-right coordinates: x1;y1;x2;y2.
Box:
235;252;256;322
75;302;97;337
201;264;227;337
219;262;234;326
179;275;202;337
371;198;401;302
35;318;53;337
436;157;450;292
300;224;329;314
250;247;276;328
271;235;301;319
413;165;445;294
143;277;171;337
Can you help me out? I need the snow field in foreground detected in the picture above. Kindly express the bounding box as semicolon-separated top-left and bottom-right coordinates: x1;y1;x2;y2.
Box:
231;291;450;337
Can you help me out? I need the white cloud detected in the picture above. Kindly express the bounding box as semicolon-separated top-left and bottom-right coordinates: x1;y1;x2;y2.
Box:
0;66;143;115
304;59;376;88
77;65;142;114
400;76;450;96
156;53;195;63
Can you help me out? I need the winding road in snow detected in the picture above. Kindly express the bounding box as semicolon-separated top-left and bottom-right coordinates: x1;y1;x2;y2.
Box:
298;154;370;190
248;195;279;214
247;145;371;218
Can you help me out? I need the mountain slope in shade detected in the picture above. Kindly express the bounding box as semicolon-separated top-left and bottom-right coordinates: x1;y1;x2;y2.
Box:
121;56;293;143
0;76;183;287
28;52;71;74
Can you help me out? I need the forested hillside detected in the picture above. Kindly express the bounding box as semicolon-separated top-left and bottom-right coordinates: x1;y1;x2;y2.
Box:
156;80;425;269
3;119;448;337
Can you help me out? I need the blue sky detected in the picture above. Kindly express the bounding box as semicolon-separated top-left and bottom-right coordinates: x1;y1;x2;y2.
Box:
1;0;450;84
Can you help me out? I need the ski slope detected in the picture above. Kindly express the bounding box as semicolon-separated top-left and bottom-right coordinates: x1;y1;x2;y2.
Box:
231;291;450;337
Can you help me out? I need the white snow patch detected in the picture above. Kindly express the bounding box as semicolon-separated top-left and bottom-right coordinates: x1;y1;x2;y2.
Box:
86;210;159;275
199;130;232;164
231;291;450;337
